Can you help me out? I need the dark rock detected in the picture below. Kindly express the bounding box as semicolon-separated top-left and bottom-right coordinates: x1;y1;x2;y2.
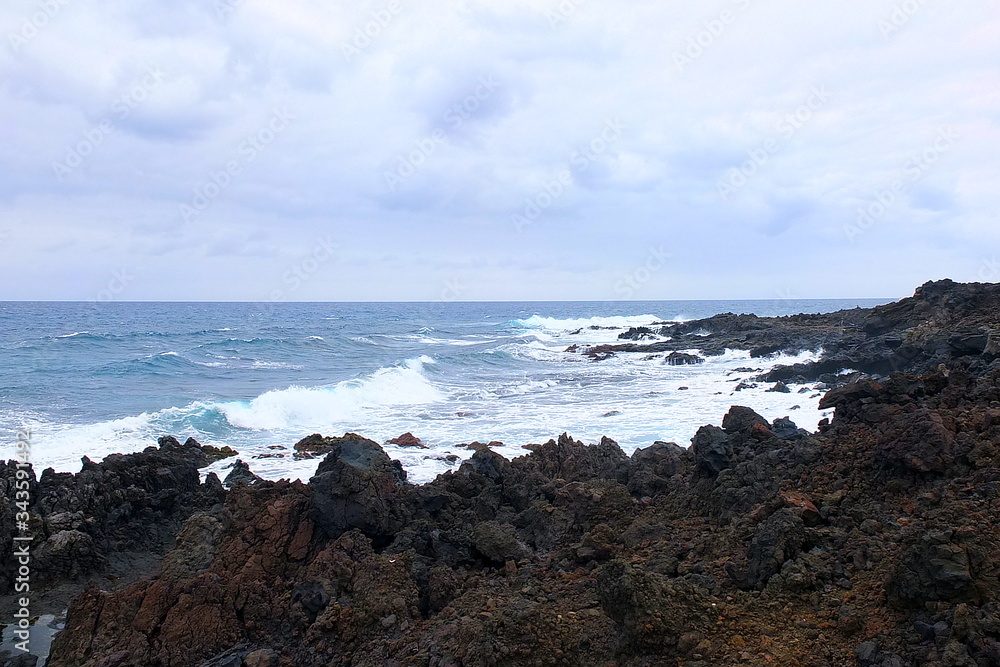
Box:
159;512;226;580
888;531;974;607
597;559;709;650
459;447;510;481
309;434;405;542
691;425;731;476
818;379;883;413
665;352;704;366
1;437;225;594
721;406;769;434
948;330;990;355
739;509;806;589
619;326;659;341
471;521;531;564
223;459;264;488
291;581;330;620
628;441;684;497
856;641;879;665
521;433;630;485
766;381;791;393
771;417;806;440
875;407;957;473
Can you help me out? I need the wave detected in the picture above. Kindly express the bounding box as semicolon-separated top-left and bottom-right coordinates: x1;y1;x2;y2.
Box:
216;356;443;430
477;378;559;399
510;314;664;331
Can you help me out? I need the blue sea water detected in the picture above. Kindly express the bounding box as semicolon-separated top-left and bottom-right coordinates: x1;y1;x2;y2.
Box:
0;299;892;483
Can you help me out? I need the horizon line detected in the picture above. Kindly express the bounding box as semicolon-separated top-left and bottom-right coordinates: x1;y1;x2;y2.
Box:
0;297;900;304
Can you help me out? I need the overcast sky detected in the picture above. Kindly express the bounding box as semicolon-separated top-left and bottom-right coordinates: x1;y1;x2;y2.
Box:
1;0;998;301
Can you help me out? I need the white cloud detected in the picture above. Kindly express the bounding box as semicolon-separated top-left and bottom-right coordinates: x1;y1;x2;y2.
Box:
0;0;997;300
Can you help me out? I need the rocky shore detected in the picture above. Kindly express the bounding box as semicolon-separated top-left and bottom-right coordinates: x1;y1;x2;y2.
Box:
587;279;1000;385
2;280;1000;666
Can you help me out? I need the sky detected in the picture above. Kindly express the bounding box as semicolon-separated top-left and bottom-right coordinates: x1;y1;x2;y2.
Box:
1;0;998;301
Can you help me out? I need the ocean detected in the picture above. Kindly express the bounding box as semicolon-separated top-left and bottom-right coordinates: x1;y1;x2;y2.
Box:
0;299;892;483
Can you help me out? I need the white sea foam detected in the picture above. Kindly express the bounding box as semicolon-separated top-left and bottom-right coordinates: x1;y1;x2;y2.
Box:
216;356;442;430
513;314;663;331
7;321;836;488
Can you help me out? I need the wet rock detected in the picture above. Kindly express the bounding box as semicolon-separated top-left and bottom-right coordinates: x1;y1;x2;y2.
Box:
200;443;239;463
665;352;704;366
771;416;807;440
387;432;427;448
619;326;660;341
223;459;264;488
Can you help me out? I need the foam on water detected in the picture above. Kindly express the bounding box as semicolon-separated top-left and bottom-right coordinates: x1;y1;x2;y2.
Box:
216;356;442;430
0;302;880;486
512;314;664;330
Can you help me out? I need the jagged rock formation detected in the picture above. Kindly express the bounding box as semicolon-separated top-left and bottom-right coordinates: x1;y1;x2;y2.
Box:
597;280;1000;386
0;436;225;596
3;280;999;666
36;358;1000;665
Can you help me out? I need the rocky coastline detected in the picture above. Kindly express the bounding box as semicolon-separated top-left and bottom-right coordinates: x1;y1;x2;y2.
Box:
3;279;1000;666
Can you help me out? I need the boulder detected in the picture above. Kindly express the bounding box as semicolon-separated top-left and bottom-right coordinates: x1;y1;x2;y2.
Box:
888;531;974;607
665;352;704;366
627;441;684;497
736;508;806;589
691;425;731;476
223;459;264;488
471;521;531;564
597;559;710;650
309;434;405;542
721;406;769;434
386;432;427;449
876;407;957;473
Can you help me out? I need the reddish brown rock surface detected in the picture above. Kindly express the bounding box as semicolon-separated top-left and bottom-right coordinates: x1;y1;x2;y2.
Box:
36;362;1000;665
5;280;1000;666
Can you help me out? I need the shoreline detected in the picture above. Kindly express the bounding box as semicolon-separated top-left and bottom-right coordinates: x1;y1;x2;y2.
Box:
2;279;999;666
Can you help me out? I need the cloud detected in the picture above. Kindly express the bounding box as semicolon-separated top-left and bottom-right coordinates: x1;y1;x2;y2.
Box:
0;0;998;300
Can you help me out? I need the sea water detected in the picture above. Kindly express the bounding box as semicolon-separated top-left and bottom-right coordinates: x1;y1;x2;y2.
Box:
0;299;891;483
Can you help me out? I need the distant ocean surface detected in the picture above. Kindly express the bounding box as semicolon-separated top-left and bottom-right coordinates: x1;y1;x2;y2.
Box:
0;299;892;483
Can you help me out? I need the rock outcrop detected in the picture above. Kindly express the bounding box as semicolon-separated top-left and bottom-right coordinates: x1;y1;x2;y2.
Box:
5;280;1000;666
35;355;1000;665
1;437;225;596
